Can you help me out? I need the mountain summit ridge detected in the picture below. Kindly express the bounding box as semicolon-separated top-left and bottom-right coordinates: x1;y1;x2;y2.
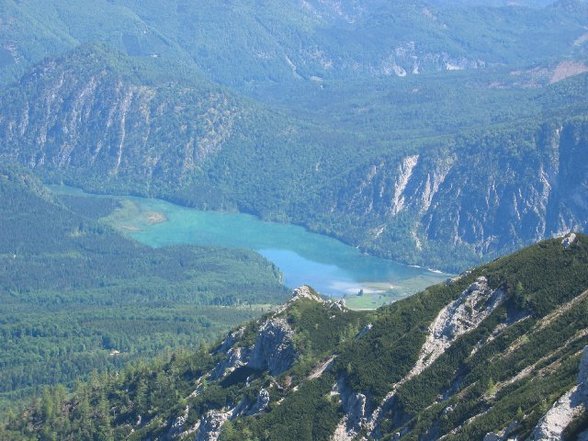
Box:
3;235;587;440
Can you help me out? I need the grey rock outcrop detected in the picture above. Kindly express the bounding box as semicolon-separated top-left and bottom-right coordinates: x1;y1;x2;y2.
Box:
330;299;347;311
331;377;369;441
562;232;578;249
168;405;190;437
289;285;324;304
216;328;245;354
0;54;240;184
483;432;504;441
531;346;588;440
211;346;249;380
195;409;232;441
346;392;368;429
352;276;505;440
247;388;270;415
409;276;505;380
483;421;520;441
248;318;297;376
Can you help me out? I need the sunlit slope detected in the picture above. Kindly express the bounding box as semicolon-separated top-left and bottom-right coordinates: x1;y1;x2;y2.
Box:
4;235;587;440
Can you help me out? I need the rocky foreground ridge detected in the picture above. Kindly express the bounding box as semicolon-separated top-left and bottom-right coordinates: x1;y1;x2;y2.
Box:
2;235;588;440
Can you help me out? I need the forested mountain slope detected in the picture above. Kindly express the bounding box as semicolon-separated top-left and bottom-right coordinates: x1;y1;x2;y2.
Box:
1;45;587;270
0;1;587;271
0;166;288;408
1;2;587;438
3;236;587;440
1;0;587;88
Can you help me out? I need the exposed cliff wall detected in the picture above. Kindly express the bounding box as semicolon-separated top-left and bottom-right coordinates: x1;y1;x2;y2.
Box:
323;236;588;441
0;49;240;190
333;119;588;269
332;276;507;439
248;318;297;376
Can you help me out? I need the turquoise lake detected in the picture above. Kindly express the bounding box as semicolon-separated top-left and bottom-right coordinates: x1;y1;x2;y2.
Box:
51;186;448;305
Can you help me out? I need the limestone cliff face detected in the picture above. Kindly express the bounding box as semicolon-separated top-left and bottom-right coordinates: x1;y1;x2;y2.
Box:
334;120;588;267
181;286;328;441
332;276;507;440
195;409;232;441
406;276;505;381
248;318;297;376
0;51;240;186
332;377;370;441
211;318;297;380
1;51;587;272
211;346;249;380
210;287;325;383
247;388;271;415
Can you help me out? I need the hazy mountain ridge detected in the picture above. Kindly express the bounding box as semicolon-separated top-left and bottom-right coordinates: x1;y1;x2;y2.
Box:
1;0;587;89
3;236;587;440
1;1;587;439
92;0;588;88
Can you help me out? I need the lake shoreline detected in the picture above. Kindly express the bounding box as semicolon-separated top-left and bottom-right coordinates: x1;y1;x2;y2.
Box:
47;183;450;274
48;184;450;305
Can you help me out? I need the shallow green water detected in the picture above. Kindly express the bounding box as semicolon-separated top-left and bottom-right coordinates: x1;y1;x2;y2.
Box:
51;186;448;301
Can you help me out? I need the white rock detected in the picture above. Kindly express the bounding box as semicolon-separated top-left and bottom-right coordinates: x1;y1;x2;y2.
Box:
355;323;373;339
330;299;347;311
290;285;324;303
562;232;577;249
531;346;588;440
169;405;190;436
409;276;505;380
211;346;247;380
361;276;505;438
195;409;232;441
247;388;270;415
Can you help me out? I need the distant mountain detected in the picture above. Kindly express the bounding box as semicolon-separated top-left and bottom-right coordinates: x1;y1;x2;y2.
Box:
427;0;556;7
0;1;587;271
1;45;587;271
2;3;587;437
3;235;587;440
1;0;587;89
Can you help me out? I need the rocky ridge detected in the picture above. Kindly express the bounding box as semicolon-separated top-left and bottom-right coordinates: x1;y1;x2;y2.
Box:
184;285;345;441
332;276;507;440
530;346;588;441
179;237;588;441
336;120;588;268
2;236;588;441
